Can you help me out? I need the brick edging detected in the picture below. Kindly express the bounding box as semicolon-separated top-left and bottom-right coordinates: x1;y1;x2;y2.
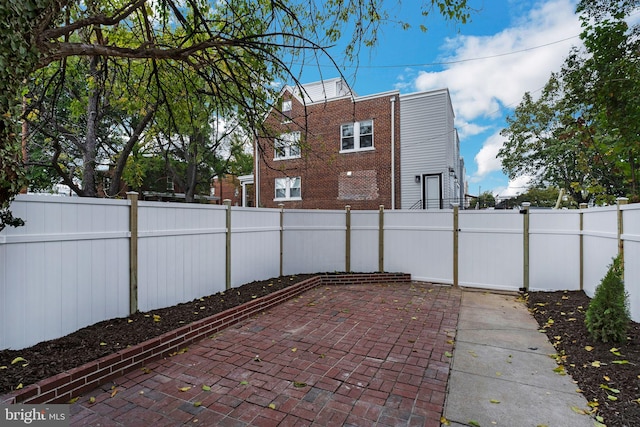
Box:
1;272;410;405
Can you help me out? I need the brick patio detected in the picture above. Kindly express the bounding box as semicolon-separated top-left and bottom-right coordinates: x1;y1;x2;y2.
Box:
70;282;461;426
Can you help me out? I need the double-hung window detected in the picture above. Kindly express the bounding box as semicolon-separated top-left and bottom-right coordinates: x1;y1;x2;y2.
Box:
341;120;373;152
275;177;301;200
274;132;301;160
282;100;292;123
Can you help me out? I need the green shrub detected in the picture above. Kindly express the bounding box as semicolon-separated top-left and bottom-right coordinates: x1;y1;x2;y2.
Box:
585;256;630;343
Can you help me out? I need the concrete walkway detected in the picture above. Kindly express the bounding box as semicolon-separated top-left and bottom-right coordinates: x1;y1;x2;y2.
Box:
442;290;594;427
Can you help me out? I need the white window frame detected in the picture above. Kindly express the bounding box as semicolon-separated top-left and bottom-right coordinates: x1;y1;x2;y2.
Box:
274;177;301;201
282;100;292;123
340;120;374;153
274;132;301;160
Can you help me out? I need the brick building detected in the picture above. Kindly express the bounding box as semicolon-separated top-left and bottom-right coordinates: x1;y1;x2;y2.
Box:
253;78;465;210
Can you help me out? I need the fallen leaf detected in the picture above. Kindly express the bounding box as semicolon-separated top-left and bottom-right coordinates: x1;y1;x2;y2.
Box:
11;357;27;365
193;402;202;407
607;395;618;401
612;360;630;364
469;420;481;427
444;351;453;358
553;366;566;375
490;399;500;404
100;342;107;346
178;386;191;392
440;416;451;425
584;346;594;352
570;406;586;415
599;384;620;394
291;348;297;352
591;361;601;367
293;382;307;388
268;403;276;410
68;397;79;404
16;383;23;390
202;385;211;391
240;381;249;385
603;375;610;381
468;351;478;358
111;388;118;397
153;314;161;322
89;397;96;404
610;348;622;356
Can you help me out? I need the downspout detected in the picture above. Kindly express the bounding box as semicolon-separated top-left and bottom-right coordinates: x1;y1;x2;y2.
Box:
390;96;396;210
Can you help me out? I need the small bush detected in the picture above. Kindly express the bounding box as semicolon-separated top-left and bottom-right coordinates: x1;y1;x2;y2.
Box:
585;256;630;343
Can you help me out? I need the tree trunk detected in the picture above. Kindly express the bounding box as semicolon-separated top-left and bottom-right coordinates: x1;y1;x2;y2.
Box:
82;56;100;197
184;134;200;203
108;104;157;197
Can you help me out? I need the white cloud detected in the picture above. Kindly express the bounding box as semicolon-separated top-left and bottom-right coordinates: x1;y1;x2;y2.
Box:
495;175;533;199
456;119;490;139
473;131;504;178
412;0;582;122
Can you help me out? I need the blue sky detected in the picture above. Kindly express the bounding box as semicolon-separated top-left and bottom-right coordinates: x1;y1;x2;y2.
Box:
291;0;584;199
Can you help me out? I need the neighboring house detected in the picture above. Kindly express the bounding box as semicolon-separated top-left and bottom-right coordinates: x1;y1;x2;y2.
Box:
211;175;244;206
253;78;465;210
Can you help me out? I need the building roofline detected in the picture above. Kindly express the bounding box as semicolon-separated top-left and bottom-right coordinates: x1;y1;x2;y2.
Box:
399;87;450;101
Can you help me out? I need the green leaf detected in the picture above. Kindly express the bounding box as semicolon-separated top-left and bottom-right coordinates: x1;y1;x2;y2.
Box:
11;357;27;365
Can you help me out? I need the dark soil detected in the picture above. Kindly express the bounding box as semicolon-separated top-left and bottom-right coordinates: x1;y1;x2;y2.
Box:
0;274;315;396
527;290;640;427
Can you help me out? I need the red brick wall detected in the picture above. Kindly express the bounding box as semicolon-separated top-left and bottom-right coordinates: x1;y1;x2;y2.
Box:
212;175;242;206
257;91;401;210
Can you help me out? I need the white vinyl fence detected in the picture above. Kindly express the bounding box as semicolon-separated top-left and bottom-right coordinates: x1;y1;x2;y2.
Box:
1;194;638;350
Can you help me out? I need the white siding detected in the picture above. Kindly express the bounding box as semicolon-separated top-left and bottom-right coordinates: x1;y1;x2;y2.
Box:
399;89;456;209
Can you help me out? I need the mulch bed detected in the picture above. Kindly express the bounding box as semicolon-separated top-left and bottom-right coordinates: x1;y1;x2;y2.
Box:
527;290;640;427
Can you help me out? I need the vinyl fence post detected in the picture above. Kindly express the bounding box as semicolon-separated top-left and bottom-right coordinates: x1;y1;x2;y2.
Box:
225;199;232;290
521;202;531;292
127;192;139;314
279;203;284;277
579;203;588;291
452;203;459;287
378;205;384;273
617;197;628;279
345;205;351;273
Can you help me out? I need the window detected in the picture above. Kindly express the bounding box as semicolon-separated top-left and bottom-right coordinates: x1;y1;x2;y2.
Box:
275;177;301;200
274;132;301;160
282;100;292;122
341;120;374;152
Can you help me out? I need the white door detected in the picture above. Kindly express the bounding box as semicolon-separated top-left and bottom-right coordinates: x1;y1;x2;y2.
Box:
424;175;441;209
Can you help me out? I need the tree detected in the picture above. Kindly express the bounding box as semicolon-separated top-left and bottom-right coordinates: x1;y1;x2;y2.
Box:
585;255;630;343
1;0;472;228
498;0;639;205
469;191;495;209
